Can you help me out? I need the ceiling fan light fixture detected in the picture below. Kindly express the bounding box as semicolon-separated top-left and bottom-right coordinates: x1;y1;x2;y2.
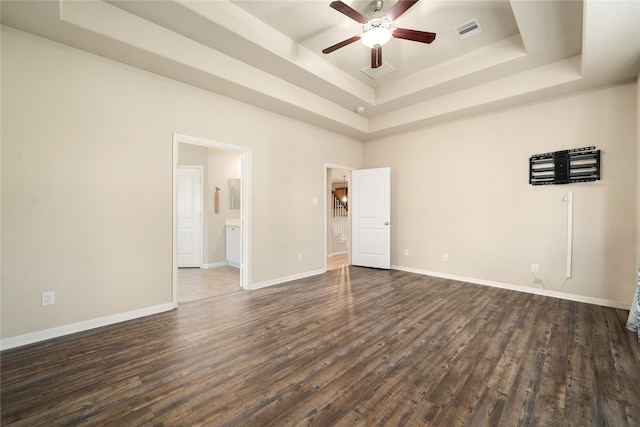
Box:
361;18;392;48
323;0;436;69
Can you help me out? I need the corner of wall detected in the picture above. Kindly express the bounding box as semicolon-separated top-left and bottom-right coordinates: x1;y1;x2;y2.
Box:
636;73;640;266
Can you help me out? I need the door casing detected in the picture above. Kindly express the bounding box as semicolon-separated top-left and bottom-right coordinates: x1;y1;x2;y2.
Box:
324;163;354;270
173;133;252;305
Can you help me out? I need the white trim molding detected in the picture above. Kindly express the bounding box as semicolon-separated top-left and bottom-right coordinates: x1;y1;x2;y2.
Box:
201;262;228;269
328;251;349;257
1;303;175;351
391;265;631;310
250;268;326;291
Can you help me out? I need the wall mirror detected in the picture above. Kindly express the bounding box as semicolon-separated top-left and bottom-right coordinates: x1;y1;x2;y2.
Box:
229;178;240;209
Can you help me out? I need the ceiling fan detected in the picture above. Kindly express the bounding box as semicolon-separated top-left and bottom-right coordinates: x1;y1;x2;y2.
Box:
322;0;436;69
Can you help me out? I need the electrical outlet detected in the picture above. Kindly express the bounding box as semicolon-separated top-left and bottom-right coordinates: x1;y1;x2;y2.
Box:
404;249;409;256
42;291;55;306
531;263;539;273
297;253;303;261
442;253;448;261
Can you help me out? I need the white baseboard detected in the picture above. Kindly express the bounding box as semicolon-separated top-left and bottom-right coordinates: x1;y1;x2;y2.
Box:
391;264;631;310
328;251;348;257
201;262;227;269
5;267;626;351
1;302;176;351
250;268;326;290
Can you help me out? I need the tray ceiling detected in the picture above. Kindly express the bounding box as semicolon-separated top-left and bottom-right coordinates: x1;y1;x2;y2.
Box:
2;0;638;140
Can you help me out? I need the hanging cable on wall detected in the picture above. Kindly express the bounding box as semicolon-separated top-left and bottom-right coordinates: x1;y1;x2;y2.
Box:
564;191;573;278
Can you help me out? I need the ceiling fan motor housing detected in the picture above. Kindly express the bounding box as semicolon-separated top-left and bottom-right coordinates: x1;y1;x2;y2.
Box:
370;0;384;13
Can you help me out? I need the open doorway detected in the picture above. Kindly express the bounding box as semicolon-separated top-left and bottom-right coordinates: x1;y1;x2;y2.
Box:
173;134;251;306
326;165;352;271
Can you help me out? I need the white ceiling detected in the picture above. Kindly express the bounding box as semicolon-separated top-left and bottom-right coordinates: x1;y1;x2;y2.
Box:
2;0;639;141
231;0;525;87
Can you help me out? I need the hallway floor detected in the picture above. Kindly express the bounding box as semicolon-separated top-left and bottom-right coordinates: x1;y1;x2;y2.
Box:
178;266;241;303
327;253;348;271
179;254;348;304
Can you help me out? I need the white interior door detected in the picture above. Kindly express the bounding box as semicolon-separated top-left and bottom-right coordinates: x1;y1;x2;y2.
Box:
351;167;390;269
177;167;202;268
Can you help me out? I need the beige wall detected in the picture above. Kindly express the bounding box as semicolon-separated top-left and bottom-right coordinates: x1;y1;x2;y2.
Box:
1;27;363;340
364;83;637;305
206;148;241;265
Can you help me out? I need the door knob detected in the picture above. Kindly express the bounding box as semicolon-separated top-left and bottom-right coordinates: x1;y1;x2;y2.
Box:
384;222;389;225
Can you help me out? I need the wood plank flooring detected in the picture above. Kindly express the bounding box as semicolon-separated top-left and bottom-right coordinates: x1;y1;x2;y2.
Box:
2;266;639;426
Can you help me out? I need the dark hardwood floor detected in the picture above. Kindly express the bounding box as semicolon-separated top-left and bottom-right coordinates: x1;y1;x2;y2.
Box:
2;266;639;426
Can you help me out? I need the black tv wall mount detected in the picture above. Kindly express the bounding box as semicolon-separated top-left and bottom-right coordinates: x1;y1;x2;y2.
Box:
529;146;601;185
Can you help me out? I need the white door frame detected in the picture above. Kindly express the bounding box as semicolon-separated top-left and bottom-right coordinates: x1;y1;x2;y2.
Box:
173;133;252;306
324;163;354;271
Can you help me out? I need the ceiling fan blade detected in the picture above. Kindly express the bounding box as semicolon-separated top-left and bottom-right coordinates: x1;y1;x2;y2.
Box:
384;0;419;22
371;45;382;68
330;1;369;24
392;28;436;44
322;35;362;54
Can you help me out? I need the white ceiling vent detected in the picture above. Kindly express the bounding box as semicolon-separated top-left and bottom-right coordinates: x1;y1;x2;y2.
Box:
454;18;483;40
361;62;396;79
